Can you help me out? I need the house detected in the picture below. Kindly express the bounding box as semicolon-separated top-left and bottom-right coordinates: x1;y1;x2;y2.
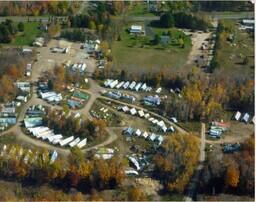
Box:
241;113;250;123
130;25;144;34
234;111;241;121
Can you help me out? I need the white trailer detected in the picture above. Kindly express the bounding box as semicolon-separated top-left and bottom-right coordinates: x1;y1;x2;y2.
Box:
135;82;142;91
109;80;119;88
41;132;55;140
40;91;57;99
59;136;74;146
122;81;130;89
52;138;63;145
36;130;52;138
140;83;147;91
69;137;80;147
116;81;125;89
48;134;63;143
77;138;87;148
129;81;136;90
104;79;113;87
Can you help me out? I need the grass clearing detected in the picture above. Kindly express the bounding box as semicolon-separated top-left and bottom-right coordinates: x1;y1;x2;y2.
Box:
112;23;191;74
214;19;254;79
11;22;41;46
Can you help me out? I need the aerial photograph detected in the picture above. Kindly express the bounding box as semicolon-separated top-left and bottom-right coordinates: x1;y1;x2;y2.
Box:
0;1;254;201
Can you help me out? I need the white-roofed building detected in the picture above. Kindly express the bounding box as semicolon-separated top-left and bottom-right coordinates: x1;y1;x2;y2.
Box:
130;108;137;115
142;131;149;139
138;110;145;118
130;25;144;34
122;106;129;112
135;129;142;136
242;113;250;123
234;111;241;121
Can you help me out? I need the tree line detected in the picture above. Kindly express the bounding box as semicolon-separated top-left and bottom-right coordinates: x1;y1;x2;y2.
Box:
43;109;107;142
0;145;125;195
0;2;80;16
153;133;200;193
0;19;25;43
199;135;254;196
158;12;210;31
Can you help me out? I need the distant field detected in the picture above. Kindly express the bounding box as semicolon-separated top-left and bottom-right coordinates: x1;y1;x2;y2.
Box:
214;20;254;79
11;22;41;46
126;2;156;17
112;23;191;74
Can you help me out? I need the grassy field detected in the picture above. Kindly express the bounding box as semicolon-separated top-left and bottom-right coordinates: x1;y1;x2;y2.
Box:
112;23;191;74
214;20;254;79
11;22;41;46
126;2;156;17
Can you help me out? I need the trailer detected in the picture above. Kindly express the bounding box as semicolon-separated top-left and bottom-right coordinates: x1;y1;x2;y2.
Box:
48;134;63;143
109;80;119;88
129;81;136;90
135;82;142;91
41;132;55;140
140;83;147;91
104;79;113;87
122;81;130;89
77;138;87;148
69;137;81;147
116;81;125;89
52;138;63;145
59;136;74;146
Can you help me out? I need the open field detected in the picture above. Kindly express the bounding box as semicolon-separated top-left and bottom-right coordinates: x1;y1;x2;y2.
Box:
214;20;254;79
112;24;191;74
11;22;41;46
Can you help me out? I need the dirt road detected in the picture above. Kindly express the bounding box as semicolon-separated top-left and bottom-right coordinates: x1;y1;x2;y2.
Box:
185;32;212;66
185;123;206;201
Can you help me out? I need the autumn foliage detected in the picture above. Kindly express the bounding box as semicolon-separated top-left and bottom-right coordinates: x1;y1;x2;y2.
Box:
153;133;200;193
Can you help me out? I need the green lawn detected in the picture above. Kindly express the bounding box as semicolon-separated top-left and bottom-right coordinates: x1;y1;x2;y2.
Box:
112;24;191;74
214;20;254;79
11;22;41;46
